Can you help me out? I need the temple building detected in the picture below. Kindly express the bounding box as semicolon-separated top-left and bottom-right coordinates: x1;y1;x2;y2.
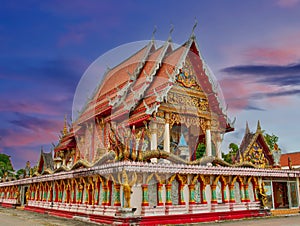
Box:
1;27;300;224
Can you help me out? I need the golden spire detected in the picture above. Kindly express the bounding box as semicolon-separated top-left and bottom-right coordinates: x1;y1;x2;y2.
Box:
63;114;68;136
245;121;250;134
256;120;261;132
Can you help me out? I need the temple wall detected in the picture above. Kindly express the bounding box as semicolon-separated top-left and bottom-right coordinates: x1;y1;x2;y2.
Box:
1;166;299;222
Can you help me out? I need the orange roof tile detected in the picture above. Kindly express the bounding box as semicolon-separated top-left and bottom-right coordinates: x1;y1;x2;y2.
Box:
280;152;300;167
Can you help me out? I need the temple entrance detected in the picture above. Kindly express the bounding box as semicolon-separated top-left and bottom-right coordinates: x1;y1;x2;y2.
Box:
273;182;288;209
21;186;29;206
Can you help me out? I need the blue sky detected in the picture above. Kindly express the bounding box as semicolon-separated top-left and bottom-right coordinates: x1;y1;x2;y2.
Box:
1;0;300;169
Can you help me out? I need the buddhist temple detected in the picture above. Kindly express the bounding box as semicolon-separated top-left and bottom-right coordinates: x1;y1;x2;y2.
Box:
1;26;300;224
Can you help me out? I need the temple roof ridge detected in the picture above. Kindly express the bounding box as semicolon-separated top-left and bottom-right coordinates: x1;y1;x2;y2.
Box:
114;39;173;115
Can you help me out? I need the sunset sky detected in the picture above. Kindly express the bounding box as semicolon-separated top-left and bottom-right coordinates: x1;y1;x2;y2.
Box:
1;0;300;169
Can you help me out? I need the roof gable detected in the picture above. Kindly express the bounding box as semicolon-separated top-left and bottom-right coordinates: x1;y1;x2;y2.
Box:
37;149;54;173
237;121;274;168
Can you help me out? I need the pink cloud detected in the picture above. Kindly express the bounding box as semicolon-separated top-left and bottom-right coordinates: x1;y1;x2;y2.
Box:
243;31;300;65
0;98;68;116
244;48;298;65
220;76;283;113
2;125;60;148
276;0;300;8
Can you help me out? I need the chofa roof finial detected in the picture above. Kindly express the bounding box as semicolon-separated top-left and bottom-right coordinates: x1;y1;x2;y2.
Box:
152;25;157;41
191;17;198;38
168;23;174;41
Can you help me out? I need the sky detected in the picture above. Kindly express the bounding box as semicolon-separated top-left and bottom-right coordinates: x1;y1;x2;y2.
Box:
1;0;300;169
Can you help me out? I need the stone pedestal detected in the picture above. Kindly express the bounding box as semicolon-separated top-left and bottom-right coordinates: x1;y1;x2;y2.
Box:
189;203;209;213
165;205;187;215
141;205;165;216
211;203;230;212
115;207;136;217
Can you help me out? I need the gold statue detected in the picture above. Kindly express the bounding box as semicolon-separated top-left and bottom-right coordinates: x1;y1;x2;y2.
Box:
25;190;30;204
257;182;268;208
118;170;137;208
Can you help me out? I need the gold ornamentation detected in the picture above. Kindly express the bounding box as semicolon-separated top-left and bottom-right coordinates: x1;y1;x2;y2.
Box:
167;92;209;112
168;112;206;131
118;170;137;208
244;142;269;168
176;58;201;90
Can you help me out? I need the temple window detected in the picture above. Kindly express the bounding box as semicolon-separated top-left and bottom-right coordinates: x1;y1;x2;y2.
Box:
248;181;255;202
288;182;298;208
148;177;158;207
194;180;202;204
216;181;223;204
234;181;242;203
171;179;179;205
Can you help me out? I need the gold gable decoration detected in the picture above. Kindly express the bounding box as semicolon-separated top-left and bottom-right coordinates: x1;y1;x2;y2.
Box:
244;142;269;168
176;58;201;90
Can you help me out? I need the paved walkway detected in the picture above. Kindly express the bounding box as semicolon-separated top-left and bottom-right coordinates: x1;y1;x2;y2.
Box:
1;206;300;225
196;214;300;226
0;207;99;226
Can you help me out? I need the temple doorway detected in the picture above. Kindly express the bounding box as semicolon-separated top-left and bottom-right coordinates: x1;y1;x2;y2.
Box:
273;182;288;209
21;186;29;206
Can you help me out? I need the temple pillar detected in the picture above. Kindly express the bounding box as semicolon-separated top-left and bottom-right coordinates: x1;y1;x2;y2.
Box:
150;122;158;163
77;183;83;204
157;183;164;206
211;184;217;204
94;182;100;205
216;139;222;159
205;121;212;157
179;184;185;205
164;113;170;153
244;184;250;202
114;184;121;206
254;185;259;201
188;184;195;205
150;122;158;151
223;185;229;203
101;185;109;206
229;184;235;203
43;189;47;201
83;184;89;204
241;184;246;202
49;187;53;203
202;185;207;204
141;184;149;206
165;184;172;205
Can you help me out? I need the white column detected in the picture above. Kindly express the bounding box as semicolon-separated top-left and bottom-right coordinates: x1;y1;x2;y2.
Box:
150;122;158;151
216;139;222;159
205;120;212;157
164;113;170;153
150;122;158;163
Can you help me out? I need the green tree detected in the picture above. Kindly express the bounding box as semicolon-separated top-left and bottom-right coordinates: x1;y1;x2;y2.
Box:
196;143;206;159
222;143;239;164
16;168;26;179
0;154;15;179
264;133;279;150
